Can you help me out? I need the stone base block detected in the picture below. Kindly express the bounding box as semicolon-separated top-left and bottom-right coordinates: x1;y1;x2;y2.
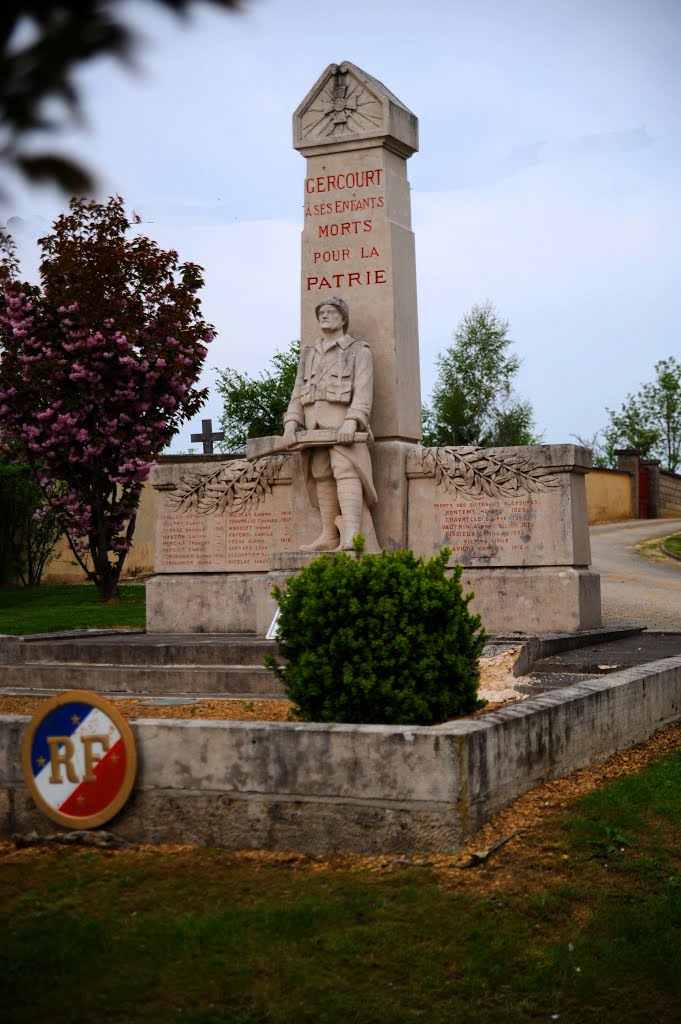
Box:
461;567;601;634
270;549;362;571
146;573;287;635
271;551;325;571
147;565;601;637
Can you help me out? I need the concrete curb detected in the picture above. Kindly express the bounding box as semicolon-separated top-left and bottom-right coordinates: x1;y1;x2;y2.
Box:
0;636;21;666
2;656;680;854
662;541;681;564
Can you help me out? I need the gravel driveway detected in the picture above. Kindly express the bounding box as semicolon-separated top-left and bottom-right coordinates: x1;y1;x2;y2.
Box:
589;518;681;630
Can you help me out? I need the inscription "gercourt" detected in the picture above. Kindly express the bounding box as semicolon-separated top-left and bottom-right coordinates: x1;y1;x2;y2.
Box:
305;169;383;193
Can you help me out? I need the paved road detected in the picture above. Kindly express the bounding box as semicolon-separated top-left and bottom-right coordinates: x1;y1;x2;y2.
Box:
589;519;681;630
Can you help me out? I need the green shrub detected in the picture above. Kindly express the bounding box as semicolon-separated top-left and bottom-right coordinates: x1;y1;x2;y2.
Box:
268;540;488;725
0;464;62;586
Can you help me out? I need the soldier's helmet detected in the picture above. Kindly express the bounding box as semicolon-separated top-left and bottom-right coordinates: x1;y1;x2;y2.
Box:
315;296;349;332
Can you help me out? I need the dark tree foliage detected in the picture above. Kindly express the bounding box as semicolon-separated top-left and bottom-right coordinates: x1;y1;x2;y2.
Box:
215;341;300;452
424;301;539;448
0;0;242;195
0;461;62;585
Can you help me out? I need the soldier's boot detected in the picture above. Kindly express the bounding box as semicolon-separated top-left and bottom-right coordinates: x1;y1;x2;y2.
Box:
336;478;363;550
300;480;341;551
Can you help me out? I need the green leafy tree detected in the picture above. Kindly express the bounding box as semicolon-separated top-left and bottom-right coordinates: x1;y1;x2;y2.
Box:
570;431;614;469
1;1;242;197
0;196;213;601
586;358;681;472
424;301;539;448
215;341;300;453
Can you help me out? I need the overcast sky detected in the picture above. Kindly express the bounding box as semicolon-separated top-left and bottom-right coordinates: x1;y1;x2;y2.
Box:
4;0;680;453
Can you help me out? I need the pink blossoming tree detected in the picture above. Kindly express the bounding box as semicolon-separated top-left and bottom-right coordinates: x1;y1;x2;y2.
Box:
0;196;214;601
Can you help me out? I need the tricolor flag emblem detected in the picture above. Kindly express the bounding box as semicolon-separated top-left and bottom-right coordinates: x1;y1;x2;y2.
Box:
22;691;137;829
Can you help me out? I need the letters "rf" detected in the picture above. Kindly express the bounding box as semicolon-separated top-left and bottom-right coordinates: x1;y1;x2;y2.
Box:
47;734;110;784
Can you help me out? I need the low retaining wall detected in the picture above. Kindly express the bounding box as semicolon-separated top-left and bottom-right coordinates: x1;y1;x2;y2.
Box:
2;658;680;854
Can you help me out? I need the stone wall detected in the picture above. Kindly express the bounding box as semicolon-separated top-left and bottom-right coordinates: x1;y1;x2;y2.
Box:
659;470;681;517
584;468;633;523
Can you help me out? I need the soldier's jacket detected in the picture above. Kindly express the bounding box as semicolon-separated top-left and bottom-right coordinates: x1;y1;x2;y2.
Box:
284;335;373;430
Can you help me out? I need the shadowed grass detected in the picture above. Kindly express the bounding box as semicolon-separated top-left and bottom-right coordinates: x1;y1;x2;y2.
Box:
662;532;681;559
0;583;145;635
2;747;681;1023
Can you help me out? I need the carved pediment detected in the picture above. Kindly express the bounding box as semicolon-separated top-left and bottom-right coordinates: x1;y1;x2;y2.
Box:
293;62;418;157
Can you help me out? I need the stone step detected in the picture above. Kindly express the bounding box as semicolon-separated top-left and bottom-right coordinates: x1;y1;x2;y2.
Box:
514;673;597;695
530;633;681;676
16;634;276;668
0;662;286;697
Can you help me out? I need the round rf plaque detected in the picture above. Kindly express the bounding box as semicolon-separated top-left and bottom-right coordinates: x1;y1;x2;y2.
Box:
22;690;137;829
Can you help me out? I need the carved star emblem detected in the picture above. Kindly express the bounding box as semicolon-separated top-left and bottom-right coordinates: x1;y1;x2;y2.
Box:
71;714;80;725
76;795;86;805
36;756;46;767
328;79;357;129
111;754;119;764
302;68;381;139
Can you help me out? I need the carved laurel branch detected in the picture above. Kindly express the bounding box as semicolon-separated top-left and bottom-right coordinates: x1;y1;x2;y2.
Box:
166;455;291;517
407;447;558;498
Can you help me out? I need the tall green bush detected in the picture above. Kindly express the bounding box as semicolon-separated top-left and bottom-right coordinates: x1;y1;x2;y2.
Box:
0;465;61;585
268;541;487;725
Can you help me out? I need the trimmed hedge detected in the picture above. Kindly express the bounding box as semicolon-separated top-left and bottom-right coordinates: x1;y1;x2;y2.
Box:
268;541;487;725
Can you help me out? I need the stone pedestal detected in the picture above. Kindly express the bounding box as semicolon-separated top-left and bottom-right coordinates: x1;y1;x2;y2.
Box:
146;440;601;635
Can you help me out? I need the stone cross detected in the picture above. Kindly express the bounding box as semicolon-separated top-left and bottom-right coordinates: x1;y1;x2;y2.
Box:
293;61;421;443
190;419;224;455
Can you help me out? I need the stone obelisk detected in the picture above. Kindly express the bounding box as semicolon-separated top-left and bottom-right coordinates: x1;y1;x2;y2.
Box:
293;61;421;445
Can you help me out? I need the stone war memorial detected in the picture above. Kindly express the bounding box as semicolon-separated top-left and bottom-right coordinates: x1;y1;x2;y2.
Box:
147;62;601;637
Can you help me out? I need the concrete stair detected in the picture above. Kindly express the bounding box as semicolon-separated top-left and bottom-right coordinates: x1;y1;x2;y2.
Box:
514;630;681;696
0;631;286;698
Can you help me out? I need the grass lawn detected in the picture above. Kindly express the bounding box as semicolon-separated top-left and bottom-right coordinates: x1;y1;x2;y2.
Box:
662;532;681;559
2;747;680;1023
0;583;145;635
